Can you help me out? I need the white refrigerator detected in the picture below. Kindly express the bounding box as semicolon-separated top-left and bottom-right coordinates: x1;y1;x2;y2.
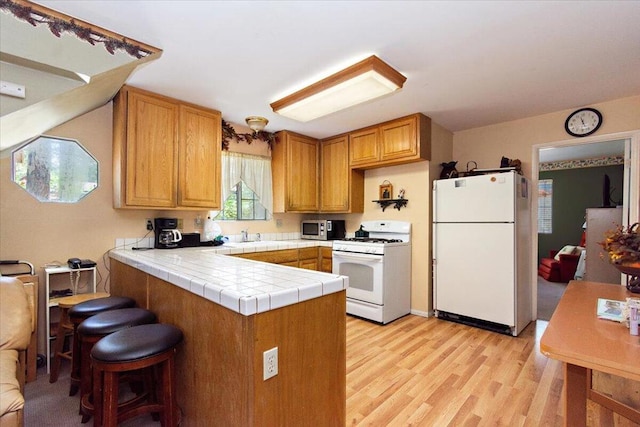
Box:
433;171;532;336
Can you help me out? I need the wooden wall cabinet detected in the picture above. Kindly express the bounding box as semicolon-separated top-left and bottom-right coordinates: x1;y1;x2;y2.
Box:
272;131;319;213
349;113;431;169
320;135;364;213
272;112;432;213
113;85;221;210
349;127;379;166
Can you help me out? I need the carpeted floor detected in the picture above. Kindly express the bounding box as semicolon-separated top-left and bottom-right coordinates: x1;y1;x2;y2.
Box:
537;275;567;321
24;364;163;426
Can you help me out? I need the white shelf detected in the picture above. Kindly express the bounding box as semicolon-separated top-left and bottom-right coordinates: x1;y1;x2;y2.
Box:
45;265;97;374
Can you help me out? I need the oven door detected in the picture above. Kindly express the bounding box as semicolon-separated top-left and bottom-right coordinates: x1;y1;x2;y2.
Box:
332;251;384;305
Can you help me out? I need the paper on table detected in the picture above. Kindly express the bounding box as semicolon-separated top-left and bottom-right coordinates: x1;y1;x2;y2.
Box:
597;298;625;322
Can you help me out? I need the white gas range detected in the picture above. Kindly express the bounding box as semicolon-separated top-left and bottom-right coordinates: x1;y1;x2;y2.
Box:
332;220;411;324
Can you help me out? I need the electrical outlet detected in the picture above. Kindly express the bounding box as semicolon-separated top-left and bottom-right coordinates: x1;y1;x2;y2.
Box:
263;347;278;380
146;219;153;230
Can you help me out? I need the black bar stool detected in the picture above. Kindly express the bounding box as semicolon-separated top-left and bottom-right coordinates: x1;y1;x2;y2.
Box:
67;296;135;396
77;307;157;423
91;323;183;427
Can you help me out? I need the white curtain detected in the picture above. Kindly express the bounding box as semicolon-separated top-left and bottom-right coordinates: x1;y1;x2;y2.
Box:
220;151;273;217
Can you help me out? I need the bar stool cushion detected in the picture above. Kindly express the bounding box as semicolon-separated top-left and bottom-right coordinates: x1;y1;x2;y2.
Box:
68;296;135;320
92;324;183;363
77;308;156;337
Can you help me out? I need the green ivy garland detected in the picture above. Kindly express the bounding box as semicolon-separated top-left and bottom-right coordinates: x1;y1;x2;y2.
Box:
222;119;277;151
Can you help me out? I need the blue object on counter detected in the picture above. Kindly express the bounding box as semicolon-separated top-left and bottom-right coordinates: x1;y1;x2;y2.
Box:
200;235;228;246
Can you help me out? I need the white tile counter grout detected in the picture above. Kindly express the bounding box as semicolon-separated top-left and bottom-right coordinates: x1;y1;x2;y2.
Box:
109;241;346;316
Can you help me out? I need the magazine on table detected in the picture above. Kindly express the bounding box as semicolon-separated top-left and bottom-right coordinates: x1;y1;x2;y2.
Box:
596;298;625;322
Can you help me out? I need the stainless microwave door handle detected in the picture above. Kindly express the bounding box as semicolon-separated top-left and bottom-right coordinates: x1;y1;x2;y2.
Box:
333;252;383;262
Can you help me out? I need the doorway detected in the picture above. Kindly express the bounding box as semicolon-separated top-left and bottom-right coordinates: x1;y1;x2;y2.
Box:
532;132;640;320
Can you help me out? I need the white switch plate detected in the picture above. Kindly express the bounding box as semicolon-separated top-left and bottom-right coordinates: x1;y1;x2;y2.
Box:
0;81;26;99
263;347;278;380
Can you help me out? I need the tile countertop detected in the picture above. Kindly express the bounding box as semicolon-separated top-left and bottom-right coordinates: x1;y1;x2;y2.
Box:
109;240;346;316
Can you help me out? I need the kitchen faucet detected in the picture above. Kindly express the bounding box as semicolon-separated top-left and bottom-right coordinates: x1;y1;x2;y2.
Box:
241;229;249;242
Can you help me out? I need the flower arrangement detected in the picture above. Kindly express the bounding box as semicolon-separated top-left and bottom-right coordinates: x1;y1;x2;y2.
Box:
599;223;640;265
600;223;640;293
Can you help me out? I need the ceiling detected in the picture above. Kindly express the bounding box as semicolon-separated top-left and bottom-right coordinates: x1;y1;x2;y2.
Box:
0;2;161;151
5;1;640;145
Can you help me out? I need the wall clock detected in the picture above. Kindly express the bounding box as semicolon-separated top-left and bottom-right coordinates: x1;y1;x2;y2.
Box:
564;107;602;137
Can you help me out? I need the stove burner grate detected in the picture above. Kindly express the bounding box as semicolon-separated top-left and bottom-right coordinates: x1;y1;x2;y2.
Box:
340;238;403;244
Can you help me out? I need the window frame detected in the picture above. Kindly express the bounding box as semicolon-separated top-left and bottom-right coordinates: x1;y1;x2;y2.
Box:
538;178;553;234
11;134;99;203
215;180;267;221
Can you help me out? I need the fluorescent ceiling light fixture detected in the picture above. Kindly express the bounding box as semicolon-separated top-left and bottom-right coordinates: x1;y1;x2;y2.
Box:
270;55;406;122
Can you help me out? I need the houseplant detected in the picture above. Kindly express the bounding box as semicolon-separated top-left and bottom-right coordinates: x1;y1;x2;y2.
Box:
599;223;640;293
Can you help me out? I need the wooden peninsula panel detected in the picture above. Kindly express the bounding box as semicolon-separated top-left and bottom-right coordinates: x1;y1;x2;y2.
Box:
110;260;346;426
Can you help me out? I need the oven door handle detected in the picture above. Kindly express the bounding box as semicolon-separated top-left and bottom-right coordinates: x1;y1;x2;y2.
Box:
333;252;383;262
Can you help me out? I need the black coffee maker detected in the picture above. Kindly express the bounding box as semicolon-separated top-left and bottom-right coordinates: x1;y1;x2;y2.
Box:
154;218;182;249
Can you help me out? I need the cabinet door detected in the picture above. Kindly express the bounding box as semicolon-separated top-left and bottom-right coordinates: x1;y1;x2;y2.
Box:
299;248;319;271
178;105;221;208
320;247;333;273
287;134;319;211
299;258;319;271
349;127;379;167
320;136;349;212
380;116;417;161
125;91;178;207
235;249;299;264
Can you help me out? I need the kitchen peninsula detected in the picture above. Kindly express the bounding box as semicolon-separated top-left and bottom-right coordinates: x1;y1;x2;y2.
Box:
109;244;347;426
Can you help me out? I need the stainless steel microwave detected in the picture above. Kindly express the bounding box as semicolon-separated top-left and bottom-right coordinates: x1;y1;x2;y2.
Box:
301;220;346;240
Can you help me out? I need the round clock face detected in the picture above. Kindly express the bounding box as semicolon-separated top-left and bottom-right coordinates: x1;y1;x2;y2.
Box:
565;108;602;137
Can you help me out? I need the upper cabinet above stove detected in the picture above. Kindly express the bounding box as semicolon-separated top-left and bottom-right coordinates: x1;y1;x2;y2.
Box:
272;131;364;214
272;131;320;213
272;113;432;214
349;113;431;169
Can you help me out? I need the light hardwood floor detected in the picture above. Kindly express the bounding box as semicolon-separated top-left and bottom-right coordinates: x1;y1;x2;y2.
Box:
346;315;638;426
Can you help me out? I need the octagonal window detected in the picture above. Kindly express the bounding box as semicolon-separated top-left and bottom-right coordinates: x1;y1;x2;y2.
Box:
12;135;98;203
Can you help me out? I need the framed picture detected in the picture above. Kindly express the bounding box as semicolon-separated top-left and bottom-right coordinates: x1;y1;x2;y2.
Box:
379;182;393;200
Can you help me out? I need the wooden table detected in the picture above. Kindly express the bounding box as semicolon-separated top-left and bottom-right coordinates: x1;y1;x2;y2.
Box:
540;281;640;425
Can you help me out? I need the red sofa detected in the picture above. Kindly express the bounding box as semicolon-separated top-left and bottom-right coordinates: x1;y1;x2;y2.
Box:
538;248;580;282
